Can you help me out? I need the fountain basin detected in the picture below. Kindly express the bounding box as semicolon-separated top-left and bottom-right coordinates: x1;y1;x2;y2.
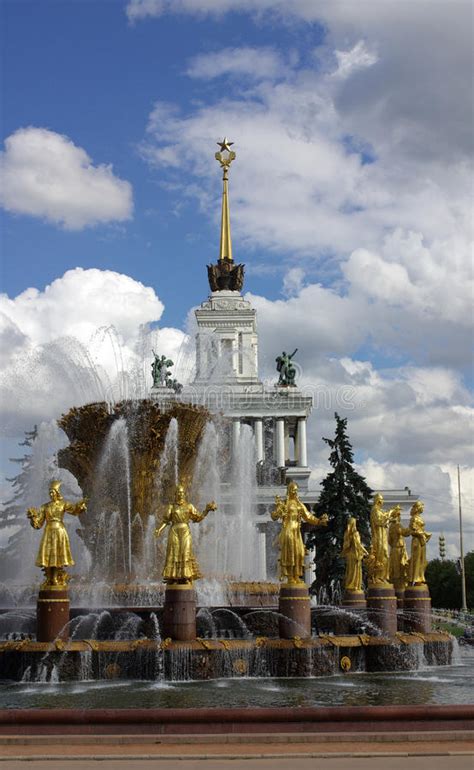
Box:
0;632;453;682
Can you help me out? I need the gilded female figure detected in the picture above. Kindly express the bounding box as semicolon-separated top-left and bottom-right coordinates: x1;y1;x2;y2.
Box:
27;479;87;588
342;517;368;592
405;501;431;585
155;483;217;583
388;505;409;589
369;493;396;585
271;481;328;585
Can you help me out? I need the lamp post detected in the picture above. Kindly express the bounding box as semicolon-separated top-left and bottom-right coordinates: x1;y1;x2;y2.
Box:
457;465;468;612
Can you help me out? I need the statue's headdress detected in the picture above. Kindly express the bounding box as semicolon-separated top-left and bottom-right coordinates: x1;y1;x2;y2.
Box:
49;479;62;492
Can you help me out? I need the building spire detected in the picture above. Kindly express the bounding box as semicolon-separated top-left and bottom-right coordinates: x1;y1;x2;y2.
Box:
215;137;236;262
207;138;244;293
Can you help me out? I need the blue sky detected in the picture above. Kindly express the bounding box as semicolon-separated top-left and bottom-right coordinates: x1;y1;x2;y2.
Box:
0;0;472;554
1;1;326;327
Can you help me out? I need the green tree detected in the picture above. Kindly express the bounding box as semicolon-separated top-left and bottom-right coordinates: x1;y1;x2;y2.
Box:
0;429;40;575
465;551;474;610
307;413;372;601
426;551;474;610
426;558;461;609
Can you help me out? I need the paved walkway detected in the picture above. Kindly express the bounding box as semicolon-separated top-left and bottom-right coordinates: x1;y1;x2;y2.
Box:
1;732;473;768
4;758;474;770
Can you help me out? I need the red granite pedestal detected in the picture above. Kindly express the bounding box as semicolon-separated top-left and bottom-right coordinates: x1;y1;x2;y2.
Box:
403;584;432;633
393;587;405;630
36;588;70;643
278;583;311;639
394;586;405;611
341;589;367;611
163;584;197;641
367;584;397;636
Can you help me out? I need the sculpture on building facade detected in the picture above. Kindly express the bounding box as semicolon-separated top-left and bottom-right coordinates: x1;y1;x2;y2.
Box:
276;349;298;387
342;517;368;592
388;505;409;590
155;483;217;584
366;493;396;585
271;481;328;584
151;352;182;392
27;480;87;588
405;501;431;585
151;352;173;387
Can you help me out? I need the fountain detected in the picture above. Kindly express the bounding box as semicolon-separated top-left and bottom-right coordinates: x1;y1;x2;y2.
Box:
0;420;455;683
0;138;460;695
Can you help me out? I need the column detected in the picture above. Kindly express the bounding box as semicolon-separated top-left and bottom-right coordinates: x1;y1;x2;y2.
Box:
232;418;241;459
296;418;308;467
275;418;285;468
254;418;264;463
258;531;267;580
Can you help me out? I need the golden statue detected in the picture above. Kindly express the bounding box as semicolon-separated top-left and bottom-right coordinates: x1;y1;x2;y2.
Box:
271;481;328;585
367;493;396;585
388;505;409;590
155;483;217;584
27;479;87;589
342;517;368;592
405;501;431;585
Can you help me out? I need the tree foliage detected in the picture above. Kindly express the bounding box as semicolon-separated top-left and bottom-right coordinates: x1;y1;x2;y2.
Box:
0;428;38;580
307;413;372;600
426;552;474;610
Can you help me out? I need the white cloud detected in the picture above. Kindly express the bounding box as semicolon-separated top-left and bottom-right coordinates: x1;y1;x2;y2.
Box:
0;269;186;434
355;459;474;559
187;47;284;81
138;2;472;371
333;40;378;80
0;128;133;229
0;268;163;347
282;267;305;297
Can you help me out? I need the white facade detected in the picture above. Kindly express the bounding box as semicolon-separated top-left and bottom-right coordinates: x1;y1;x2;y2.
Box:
194;291;259;385
186;288;313;493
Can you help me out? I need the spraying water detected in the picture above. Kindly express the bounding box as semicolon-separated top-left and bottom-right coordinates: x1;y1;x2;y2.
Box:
89;418;132;576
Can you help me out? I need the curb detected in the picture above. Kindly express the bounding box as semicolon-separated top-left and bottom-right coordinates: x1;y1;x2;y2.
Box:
0;730;473;745
1;751;473;762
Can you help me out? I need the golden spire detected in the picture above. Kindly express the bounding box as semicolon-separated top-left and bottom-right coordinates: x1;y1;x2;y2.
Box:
215;137;236;262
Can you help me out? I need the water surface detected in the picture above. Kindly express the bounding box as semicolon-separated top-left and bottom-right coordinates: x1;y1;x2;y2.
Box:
1;648;472;710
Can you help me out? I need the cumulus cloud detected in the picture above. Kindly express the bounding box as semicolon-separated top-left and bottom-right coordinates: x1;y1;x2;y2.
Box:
332;40;378;80
355;460;474;560
187;47;285;81
282;267;305;297
0;128;133;229
0;269;186;434
138;1;472;372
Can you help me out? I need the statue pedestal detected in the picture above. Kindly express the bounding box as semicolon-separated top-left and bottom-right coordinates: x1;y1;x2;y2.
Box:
163;584;197;641
393;587;405;630
36;588;70;642
342;589;367;611
367;584;397;636
403;585;432;633
278;583;311;639
341;589;367;610
394;586;405;610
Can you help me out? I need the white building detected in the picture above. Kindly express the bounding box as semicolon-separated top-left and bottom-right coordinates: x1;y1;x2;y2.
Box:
152;141;417;577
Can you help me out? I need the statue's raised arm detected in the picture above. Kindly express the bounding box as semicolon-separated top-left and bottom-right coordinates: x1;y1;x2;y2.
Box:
156;484;217;585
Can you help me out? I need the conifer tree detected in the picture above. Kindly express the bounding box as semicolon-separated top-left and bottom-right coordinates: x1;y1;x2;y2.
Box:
307;413;372;601
0;428;38;579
